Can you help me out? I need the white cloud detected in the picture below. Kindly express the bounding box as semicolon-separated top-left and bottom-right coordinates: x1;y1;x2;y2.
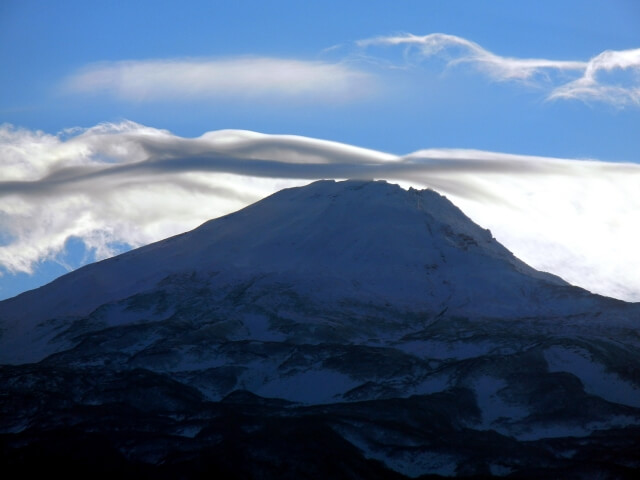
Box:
549;48;640;106
358;33;585;82
358;33;640;106
63;57;374;103
1;122;639;302
57;36;640;107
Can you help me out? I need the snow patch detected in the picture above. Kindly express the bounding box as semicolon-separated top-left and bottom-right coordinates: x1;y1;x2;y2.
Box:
471;376;528;429
396;339;497;360
489;463;513;476
157;347;229;371
378;450;458;478
514;415;639;441
544;346;640;408
174;425;202;438
412;373;451;395
336;423;458;477
241;313;286;341
255;368;358;404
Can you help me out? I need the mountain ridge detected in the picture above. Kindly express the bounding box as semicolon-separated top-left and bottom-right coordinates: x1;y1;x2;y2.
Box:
0;181;592;312
0;179;602;364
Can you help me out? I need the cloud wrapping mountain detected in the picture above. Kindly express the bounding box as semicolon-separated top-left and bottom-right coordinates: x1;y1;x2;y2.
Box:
1;121;639;301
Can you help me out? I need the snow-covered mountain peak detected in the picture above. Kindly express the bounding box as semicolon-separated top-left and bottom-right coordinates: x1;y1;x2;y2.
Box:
0;179;609;364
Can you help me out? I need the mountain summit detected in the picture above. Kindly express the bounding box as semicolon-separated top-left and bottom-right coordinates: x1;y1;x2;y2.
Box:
1;180;639;478
0;180;595;362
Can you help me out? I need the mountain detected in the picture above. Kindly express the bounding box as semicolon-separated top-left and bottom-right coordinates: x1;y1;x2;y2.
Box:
1;180;639;478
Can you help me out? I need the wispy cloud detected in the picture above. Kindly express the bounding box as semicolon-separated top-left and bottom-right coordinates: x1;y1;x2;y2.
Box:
358;33;586;82
549;48;640;106
2;122;640;301
358;33;640;106
58;35;640;107
63;57;374;103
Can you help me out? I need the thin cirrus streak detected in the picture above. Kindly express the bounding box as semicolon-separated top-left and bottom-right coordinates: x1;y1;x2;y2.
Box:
358;33;640;106
1;121;639;301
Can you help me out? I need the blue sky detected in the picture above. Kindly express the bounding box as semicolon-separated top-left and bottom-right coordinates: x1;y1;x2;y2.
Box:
1;0;640;301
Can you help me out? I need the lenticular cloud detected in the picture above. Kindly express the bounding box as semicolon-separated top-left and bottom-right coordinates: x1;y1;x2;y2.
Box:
63;57;374;103
1;121;639;301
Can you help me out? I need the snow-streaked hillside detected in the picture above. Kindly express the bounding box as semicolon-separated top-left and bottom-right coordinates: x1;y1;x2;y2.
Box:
1;180;639;478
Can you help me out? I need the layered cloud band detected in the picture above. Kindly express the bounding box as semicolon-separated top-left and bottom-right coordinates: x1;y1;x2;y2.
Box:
1;121;639;301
